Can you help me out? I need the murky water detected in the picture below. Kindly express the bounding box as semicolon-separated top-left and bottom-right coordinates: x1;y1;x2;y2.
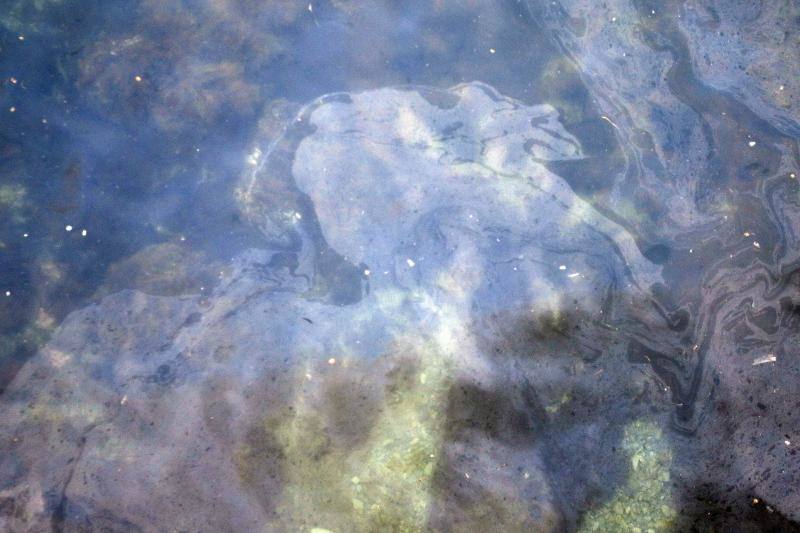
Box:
1;1;799;531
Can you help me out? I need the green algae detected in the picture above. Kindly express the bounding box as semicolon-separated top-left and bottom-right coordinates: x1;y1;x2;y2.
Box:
579;419;676;533
236;337;453;533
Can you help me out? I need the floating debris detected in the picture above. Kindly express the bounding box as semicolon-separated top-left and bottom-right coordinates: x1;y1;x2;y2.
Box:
406;258;416;268
65;225;73;232
752;354;776;366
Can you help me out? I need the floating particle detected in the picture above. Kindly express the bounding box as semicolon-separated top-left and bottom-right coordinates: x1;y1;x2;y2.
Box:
559;265;567;270
790;173;796;179
120;395;128;405
81;229;87;237
406;258;416;267
611;16;617;22
363;269;371;276
9;77;17;84
134;75;143;83
752;354;776;366
4;291;10;297
22;233;28;238
327;358;336;365
567;272;581;278
65;225;73;232
748;141;757;147
489;48;496;54
18;35;24;41
753;241;760;248
9;107;16;113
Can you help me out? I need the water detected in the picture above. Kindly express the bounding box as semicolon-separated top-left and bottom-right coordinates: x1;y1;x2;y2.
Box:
1;1;799;531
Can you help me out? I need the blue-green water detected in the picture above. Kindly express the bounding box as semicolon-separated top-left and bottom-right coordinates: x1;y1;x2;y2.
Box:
1;1;799;531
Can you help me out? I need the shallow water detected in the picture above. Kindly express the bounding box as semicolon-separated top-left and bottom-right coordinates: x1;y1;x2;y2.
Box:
0;1;799;531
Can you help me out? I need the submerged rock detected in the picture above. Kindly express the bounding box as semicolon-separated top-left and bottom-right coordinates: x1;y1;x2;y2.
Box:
0;82;687;531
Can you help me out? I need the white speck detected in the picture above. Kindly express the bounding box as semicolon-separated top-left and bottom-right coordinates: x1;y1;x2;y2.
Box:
328;358;336;365
790;173;796;179
743;232;751;237
308;3;313;12
489;48;496;54
22;233;28;238
81;229;87;237
18;35;24;41
4;291;10;297
464;472;470;479
567;272;581;278
293;212;302;220
748;141;757;147
406;258;416;268
41;118;47;124
779;85;784;91
523;471;530;479
611;16;617;22
180;236;186;242
689;248;693;253
120;395;128;405
753;241;761;248
65;225;73;232
305;373;312;380
785;440;791;446
363;269;371;276
246;147;262;166
9;106;16;113
559;265;566;270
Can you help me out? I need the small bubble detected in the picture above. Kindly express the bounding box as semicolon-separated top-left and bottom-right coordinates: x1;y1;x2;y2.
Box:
9;106;16;113
65;225;73;232
748;140;757;147
4;291;10;297
81;229;87;237
134;75;143;82
406;258;416;268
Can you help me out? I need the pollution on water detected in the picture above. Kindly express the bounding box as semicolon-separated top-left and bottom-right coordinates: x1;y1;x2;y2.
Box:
0;1;799;531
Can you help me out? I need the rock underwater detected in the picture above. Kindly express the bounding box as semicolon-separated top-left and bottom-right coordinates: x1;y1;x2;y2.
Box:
1;83;682;531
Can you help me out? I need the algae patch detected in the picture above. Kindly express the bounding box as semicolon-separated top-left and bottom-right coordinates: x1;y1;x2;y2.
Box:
236;338;452;532
579;419;676;533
